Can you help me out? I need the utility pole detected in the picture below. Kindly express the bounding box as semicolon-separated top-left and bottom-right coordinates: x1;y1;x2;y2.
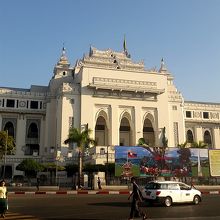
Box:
3;130;8;179
106;145;109;185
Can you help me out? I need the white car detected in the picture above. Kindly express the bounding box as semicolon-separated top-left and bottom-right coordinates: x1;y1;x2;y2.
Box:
141;180;202;207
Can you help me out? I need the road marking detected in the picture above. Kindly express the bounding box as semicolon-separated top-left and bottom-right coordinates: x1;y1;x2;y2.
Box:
4;211;39;219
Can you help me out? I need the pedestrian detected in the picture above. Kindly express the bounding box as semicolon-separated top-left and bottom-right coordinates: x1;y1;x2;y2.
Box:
97;177;102;189
36;177;40;191
0;180;8;218
128;177;146;220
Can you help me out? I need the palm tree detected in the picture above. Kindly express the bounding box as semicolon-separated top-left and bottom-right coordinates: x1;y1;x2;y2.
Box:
64;127;96;188
177;141;188;149
191;141;208;148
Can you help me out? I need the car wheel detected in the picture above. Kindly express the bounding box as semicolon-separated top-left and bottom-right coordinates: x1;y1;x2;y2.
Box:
193;195;200;205
164;197;172;207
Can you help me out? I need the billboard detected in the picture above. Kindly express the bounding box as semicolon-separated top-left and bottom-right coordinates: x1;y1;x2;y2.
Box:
209;149;220;177
115;146;210;178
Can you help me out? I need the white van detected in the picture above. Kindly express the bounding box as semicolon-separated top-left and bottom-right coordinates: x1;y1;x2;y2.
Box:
141;180;202;207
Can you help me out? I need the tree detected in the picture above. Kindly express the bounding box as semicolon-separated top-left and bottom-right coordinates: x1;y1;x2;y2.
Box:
177;141;188;149
138;138;147;147
65;164;78;177
64;127;96;188
44;162;65;185
0;130;15;158
83;164;105;172
0;130;15;178
191;141;208;148
16;159;45;183
138;127;169;170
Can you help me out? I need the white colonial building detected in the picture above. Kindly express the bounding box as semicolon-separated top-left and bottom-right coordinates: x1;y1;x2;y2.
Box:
0;44;220;177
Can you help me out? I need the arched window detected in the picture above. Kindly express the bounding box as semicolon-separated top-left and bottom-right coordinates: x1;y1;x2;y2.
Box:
95;115;108;146
27;123;38;138
186;130;194;143
119;117;131;146
143;118;155;147
204;130;212;147
4;121;15;138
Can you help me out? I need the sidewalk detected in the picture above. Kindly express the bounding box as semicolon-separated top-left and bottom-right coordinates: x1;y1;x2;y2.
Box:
7;185;220;195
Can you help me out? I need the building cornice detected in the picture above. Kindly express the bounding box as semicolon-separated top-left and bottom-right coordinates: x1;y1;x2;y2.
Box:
88;77;164;95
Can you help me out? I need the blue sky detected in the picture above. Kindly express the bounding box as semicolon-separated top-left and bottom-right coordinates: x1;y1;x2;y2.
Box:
0;0;220;102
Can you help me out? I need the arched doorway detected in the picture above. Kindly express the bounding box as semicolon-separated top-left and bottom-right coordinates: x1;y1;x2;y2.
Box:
186;129;194;143
204;130;212;148
143;118;155;147
119;117;131;146
95;116;108;146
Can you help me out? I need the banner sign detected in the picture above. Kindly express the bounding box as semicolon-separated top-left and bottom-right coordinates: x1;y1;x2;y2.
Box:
115;146;210;178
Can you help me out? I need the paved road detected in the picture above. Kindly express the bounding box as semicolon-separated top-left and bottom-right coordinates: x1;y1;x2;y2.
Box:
6;194;220;219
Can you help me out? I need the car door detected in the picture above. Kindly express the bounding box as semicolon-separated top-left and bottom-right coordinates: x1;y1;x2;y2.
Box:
179;183;193;202
142;182;159;200
168;183;181;203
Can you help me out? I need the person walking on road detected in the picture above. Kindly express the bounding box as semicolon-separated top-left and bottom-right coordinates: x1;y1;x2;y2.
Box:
128;177;147;220
36;177;40;191
97;177;102;189
0;180;8;218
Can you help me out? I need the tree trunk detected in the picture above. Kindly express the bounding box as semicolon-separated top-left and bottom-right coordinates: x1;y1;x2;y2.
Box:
78;151;83;188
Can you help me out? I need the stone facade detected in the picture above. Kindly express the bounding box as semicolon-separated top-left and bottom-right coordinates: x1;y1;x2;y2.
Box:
0;46;220;177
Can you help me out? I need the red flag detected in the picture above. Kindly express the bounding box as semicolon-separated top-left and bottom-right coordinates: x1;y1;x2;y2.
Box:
128;151;137;158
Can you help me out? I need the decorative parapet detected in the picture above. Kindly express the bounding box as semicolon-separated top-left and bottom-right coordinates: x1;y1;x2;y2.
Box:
0;87;48;113
185;101;220;111
88;77;164;95
0;87;47;99
76;47;146;71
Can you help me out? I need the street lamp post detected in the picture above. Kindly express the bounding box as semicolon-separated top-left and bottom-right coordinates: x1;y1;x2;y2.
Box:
55;149;72;186
2;130;8;179
106;145;109;185
55;150;61;186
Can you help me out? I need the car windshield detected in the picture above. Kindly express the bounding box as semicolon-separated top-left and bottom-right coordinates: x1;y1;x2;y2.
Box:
145;182;160;189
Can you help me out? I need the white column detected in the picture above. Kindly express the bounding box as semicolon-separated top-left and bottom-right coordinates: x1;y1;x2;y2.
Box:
110;104;119;146
39;116;45;156
134;106;142;145
16;114;26;156
195;125;203;142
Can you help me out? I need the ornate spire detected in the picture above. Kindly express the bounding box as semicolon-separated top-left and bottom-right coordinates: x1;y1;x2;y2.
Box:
159;58;168;73
123;35;127;53
123;35;131;58
57;46;69;66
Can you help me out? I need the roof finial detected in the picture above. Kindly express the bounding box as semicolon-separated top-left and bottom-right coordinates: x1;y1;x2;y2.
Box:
159;57;168;73
62;43;66;56
56;43;69;65
123;35;131;58
123;35;127;53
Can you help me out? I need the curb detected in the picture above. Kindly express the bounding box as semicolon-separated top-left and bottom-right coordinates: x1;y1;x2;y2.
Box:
8;190;131;195
8;190;220;195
